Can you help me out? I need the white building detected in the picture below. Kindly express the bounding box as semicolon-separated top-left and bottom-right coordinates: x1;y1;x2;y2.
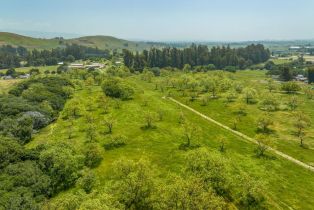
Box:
295;74;307;82
85;63;105;69
69;63;84;69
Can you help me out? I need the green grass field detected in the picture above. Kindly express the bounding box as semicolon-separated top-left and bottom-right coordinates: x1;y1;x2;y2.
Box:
26;71;314;209
0;79;22;93
0;32;158;51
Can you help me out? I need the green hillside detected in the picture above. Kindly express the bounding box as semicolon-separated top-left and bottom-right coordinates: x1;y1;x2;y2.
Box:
0;32;156;51
0;32;59;49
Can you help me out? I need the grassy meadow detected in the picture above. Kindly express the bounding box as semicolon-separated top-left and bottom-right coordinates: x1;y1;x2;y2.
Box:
25;70;314;209
0;79;22;93
165;70;314;165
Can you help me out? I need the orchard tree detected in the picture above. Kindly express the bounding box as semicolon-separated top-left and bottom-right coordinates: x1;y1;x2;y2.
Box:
243;87;257;104
225;90;237;103
85;77;95;86
183;64;192;73
141;68;155;82
181;121;201;148
288;96;299;110
200;94;210;106
86;124;97;142
259;94;279;112
294;112;311;147
257;114;274;133
84;143;103;168
77;170;98;194
111;158;155;210
232;117;240;130
39;144;84;194
206;78;219;98
143;112;156;129
158;175;227;210
188;79;199;92
233;82;244;93
63;101;82;119
281;82;301;94
104;115;116;134
98;95;110;114
236;174;267;209
255;134;271;157
267;79;276;92
184;148;230;196
218;136;227;152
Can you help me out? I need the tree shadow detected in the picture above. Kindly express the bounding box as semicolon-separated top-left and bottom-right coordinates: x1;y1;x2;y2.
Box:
140;125;157;131
253;150;277;160
178;143;201;151
256;128;276;135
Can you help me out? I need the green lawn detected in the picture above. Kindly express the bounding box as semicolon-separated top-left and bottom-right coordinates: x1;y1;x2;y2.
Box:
28;73;314;209
13;65;59;73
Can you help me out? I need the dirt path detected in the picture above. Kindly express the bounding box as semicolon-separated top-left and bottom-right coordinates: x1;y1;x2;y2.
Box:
165;96;314;173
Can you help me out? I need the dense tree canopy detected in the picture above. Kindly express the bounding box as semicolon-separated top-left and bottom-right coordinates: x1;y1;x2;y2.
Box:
123;44;270;71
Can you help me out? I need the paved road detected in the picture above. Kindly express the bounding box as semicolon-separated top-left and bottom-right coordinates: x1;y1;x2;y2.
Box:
165;96;314;173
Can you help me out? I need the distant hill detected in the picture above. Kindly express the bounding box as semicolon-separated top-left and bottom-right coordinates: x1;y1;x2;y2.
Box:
0;32;162;51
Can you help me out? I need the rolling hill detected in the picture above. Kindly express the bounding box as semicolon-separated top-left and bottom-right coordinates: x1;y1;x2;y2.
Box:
0;32;159;51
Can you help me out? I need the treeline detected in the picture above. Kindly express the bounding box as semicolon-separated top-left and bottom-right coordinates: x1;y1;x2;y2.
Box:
0;44;110;69
123;44;270;71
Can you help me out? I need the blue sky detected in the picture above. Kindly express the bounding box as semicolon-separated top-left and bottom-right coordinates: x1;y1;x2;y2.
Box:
1;0;314;41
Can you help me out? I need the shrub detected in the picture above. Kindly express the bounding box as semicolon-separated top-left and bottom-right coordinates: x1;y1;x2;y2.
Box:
39;144;84;194
281;82;301;93
101;78;134;100
84;143;103;168
77;171;98;194
104;135;127;150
